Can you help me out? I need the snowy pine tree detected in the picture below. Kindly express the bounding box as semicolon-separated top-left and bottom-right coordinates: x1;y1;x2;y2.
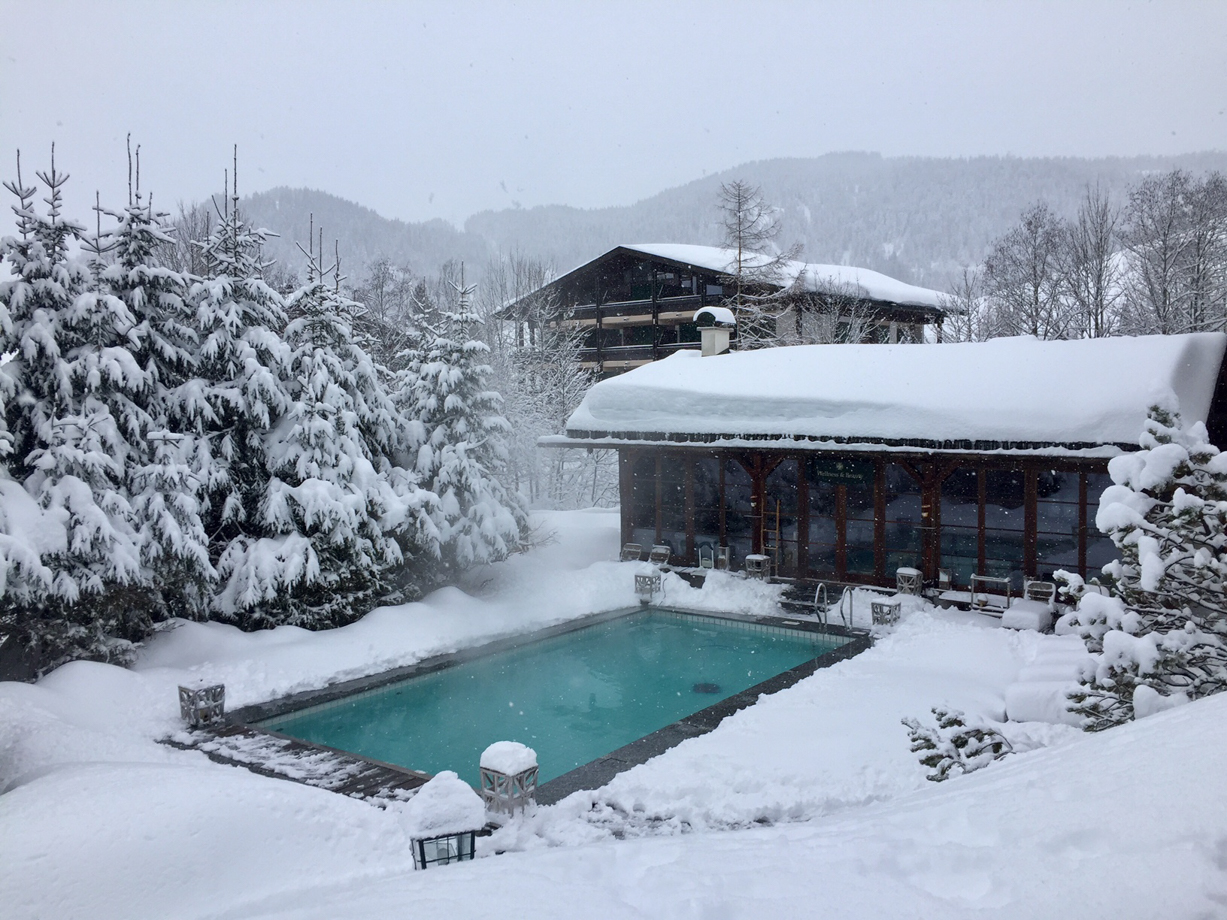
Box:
245;241;434;626
99;164;214;620
409;275;525;577
189;182;296;626
0;151;150;670
1065;402;1227;729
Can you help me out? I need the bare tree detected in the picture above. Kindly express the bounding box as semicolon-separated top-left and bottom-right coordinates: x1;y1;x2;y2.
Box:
1062;184;1122;338
939;266;990;342
1119;171;1195;334
717;179;801;345
983;202;1069;339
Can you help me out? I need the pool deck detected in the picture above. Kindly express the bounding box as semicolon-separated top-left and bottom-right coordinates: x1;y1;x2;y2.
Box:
167;606;870;807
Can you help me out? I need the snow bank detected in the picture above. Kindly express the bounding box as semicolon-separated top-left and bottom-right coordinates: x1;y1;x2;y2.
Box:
1003;634;1091;726
565;332;1227;451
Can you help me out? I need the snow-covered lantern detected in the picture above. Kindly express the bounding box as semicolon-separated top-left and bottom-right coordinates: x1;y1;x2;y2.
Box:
635;571;662;604
895;566;924;596
178;682;225;727
479;741;539;817
694;306;736;357
402;771;486;870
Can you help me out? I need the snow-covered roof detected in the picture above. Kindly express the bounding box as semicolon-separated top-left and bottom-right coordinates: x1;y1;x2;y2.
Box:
622;243;946;309
563;333;1227;455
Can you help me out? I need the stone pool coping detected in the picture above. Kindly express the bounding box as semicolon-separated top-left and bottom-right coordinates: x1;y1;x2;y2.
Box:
223;606;872;803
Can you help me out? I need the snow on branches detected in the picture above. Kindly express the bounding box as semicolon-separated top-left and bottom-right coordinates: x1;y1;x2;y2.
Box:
0;154;521;676
901;707;1014;782
1063;401;1227;729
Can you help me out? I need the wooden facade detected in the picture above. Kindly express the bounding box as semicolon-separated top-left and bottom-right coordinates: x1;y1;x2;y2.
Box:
504;246;945;378
618;445;1116;590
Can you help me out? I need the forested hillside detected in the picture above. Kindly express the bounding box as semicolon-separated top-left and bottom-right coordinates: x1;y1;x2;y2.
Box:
244;152;1227;288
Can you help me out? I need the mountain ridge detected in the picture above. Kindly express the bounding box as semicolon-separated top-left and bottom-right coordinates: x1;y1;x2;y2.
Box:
243;151;1227;289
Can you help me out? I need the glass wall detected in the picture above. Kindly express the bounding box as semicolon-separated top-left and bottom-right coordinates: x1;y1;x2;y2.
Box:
764;459;800;576
884;464;923;573
693;457;721;561
1036;469;1081;579
939;469;979;585
658;454;687;558
805;461;838;576
629;454;656;549
845;478;877;579
984;470;1026;588
723;459;754;569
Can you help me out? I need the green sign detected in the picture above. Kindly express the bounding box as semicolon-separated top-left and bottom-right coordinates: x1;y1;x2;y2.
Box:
809;457;875;485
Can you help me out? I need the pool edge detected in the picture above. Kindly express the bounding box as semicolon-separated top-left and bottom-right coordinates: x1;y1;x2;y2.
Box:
533;630;871;805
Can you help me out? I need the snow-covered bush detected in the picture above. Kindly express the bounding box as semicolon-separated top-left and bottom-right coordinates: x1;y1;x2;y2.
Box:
1064;402;1227;730
901;706;1014;782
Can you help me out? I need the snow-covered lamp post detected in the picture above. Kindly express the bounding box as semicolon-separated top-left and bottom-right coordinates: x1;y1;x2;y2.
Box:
402;771;486;870
479;741;539;816
694;306;736;357
178;682;225;727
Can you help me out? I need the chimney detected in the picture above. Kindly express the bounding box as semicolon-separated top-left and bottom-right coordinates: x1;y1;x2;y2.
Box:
694;306;736;357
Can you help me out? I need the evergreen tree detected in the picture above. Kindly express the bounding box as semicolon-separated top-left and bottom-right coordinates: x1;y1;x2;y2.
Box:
188;178;295;624
410;275;525;576
99;158;214;619
242;242;433;626
0;151;150;670
1065;403;1227;729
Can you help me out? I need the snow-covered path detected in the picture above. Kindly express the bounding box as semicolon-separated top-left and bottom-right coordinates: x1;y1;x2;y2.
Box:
2;509;1225;919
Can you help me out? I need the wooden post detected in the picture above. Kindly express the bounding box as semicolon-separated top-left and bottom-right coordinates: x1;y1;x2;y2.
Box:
874;459;886;582
619;451;634;547
835;484;848;579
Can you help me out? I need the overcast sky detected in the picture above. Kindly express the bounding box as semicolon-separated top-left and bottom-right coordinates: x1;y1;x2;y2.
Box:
2;0;1225;227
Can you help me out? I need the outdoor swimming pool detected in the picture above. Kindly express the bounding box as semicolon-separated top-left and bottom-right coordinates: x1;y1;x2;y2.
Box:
257;609;853;786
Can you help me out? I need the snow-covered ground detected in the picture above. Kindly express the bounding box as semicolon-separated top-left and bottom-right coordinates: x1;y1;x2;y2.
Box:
2;509;1225;919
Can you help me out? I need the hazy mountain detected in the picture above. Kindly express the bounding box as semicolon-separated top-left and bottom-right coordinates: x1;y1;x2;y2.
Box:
244;152;1227;290
240;187;490;279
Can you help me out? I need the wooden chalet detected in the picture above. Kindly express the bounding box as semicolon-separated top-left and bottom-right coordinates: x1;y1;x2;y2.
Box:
504;244;947;377
543;333;1227;591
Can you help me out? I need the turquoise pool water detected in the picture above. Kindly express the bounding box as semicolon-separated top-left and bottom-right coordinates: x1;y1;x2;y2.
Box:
259;610;848;785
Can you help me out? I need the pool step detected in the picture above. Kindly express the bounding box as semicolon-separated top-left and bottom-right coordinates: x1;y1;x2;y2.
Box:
164;722;430;805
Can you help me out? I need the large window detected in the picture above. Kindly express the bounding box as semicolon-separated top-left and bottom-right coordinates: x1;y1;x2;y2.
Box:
940;468;979;585
1036;469;1081;579
845;479;876;578
805;461;838;576
984;469;1026;588
693;457;721;560
764;459;800;576
884;464;923;573
658;455;687;557
629;454;656;548
724;459;754;569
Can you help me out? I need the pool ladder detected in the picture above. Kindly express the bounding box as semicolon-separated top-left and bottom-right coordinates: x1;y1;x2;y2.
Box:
812;584;853;629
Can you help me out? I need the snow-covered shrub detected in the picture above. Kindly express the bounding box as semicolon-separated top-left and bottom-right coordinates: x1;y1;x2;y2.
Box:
1065;402;1227;730
901;706;1014;782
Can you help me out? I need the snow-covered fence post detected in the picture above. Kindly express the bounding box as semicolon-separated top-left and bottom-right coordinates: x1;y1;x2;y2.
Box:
178;683;225;727
479;741;539;817
401;771;485;869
